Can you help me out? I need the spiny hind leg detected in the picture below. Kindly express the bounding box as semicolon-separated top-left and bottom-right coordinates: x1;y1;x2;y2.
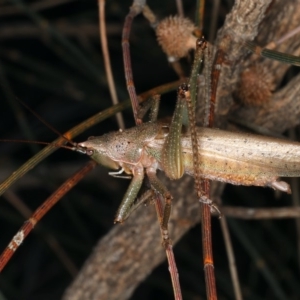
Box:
114;167;144;223
146;168;173;248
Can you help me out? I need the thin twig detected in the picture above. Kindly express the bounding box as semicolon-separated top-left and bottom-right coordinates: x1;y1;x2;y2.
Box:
0;161;96;272
208;0;220;43
275;24;300;46
175;0;184;17
122;0;146;125
201;198;216;300
219;217;243;300
3;190;78;276
98;0;125;130
154;196;182;300
195;0;205;34
228;219;288;300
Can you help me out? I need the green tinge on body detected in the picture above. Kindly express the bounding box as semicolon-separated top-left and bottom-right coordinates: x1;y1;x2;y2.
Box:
246;41;300;67
261;48;300;66
114;169;144;222
161;98;185;180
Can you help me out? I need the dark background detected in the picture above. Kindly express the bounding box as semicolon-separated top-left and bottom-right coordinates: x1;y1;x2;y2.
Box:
0;0;299;299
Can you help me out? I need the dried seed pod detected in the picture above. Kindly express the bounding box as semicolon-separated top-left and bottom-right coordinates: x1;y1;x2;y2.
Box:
235;64;275;106
156;16;197;61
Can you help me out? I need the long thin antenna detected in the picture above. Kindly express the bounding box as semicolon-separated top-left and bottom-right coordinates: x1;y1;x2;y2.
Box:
0;139;51;146
0;139;77;152
15;98;76;146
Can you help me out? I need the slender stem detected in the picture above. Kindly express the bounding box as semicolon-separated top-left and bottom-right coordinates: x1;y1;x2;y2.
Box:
0;161;96;273
175;0;184;17
154;196;182;300
219;217;243;300
195;0;205;34
201;185;217;300
3;190;78;276
228;219;288;300
122;2;145;125
271;24;300;48
142;5;158;28
98;0;125;129
208;0;220;43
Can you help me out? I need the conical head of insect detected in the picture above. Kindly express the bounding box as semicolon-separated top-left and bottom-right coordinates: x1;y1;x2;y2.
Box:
76;134;120;171
76;123;162;174
77;125;154;167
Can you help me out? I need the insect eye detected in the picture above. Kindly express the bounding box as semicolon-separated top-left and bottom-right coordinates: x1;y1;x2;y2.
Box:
86;149;94;156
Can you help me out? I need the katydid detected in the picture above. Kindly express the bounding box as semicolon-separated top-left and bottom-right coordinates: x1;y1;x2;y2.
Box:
73;36;300;226
73;88;298;224
1;71;300;275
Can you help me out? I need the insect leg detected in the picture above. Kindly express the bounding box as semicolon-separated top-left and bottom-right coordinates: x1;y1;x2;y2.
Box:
146;167;173;246
161;87;186;180
123;190;154;220
114;166;144;223
245;41;300;66
148;94;160;123
137;94;160;123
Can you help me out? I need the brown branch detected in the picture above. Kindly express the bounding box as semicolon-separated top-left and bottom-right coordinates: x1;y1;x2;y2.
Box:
98;0;125;129
0;161;96;273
